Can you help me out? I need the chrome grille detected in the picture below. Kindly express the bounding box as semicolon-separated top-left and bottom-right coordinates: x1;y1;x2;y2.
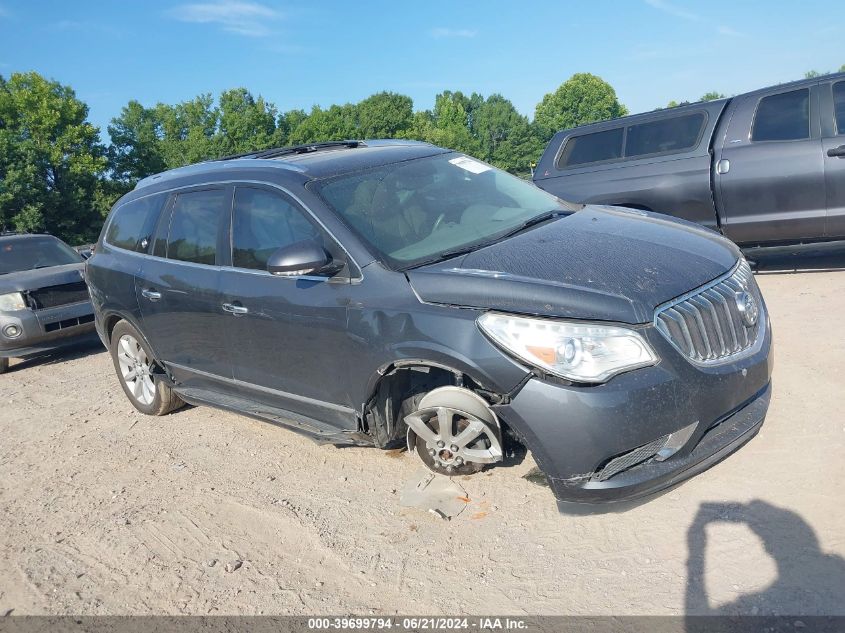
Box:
654;259;764;364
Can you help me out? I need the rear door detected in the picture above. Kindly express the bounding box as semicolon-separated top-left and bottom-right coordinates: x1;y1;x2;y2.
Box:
715;84;826;244
136;186;233;386
822;79;845;238
217;184;358;429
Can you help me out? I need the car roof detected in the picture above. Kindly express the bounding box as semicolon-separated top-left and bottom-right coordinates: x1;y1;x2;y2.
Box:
134;139;452;191
0;233;57;243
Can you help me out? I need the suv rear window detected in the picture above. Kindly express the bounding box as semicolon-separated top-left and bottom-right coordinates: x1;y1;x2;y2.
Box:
105;195;165;252
558;127;623;168
834;81;845;135
625;113;705;157
752;88;810;141
165;190;226;265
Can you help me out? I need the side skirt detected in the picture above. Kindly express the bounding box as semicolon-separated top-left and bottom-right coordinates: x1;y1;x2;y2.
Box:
169;383;374;447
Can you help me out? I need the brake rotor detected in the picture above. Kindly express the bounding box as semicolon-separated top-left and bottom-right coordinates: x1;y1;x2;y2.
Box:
404;386;503;477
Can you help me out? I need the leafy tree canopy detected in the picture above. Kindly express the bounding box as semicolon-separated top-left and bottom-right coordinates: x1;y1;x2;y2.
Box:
533;73;628;142
0;72;108;242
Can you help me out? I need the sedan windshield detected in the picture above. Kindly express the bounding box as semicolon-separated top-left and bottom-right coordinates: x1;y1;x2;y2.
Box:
0;236;83;274
316;153;579;269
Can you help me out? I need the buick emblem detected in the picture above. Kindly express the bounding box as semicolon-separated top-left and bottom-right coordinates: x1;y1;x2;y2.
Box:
736;291;759;327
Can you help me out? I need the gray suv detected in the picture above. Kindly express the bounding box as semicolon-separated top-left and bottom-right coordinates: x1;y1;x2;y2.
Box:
0;232;97;373
85;140;773;505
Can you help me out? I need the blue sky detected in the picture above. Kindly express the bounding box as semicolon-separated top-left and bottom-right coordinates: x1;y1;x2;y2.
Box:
1;0;843;137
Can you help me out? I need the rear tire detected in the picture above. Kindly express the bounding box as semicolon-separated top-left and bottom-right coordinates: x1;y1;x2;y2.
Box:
0;357;8;374
110;320;183;416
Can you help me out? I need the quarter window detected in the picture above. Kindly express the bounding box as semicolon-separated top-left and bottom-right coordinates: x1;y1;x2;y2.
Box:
834;81;845;135
165;190;226;265
752;89;810;142
557;127;623;168
231;188;321;271
625;113;705;157
105;194;165;252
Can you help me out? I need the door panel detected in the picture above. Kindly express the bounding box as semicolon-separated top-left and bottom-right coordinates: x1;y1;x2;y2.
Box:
219;185;356;429
823;80;845;238
136;187;232;385
716;87;826;244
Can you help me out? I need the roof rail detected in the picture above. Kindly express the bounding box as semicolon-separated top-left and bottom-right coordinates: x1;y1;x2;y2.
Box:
214;140;363;162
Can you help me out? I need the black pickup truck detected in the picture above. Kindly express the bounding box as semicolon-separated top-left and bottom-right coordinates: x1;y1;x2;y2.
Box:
533;73;845;246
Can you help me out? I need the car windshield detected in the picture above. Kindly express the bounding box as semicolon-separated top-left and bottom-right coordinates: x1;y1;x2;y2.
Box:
0;236;83;274
315;153;579;269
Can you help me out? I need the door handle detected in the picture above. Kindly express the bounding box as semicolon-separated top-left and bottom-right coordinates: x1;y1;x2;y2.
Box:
716;159;730;174
827;145;845;158
222;302;249;315
141;289;161;302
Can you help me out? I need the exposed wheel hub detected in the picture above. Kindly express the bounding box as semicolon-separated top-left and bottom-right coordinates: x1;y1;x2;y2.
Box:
405;386;503;477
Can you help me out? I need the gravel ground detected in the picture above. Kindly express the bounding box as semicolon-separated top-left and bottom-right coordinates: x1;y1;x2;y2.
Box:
1;253;843;616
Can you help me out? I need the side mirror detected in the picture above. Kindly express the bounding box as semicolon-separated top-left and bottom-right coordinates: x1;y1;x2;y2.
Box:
78;249;93;260
267;240;332;277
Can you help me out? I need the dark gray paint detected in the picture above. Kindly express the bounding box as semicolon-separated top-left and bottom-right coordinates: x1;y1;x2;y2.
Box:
86;141;773;503
409;205;739;324
534;73;845;246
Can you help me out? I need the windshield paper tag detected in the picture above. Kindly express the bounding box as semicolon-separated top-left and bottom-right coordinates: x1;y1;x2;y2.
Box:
449;156;491;174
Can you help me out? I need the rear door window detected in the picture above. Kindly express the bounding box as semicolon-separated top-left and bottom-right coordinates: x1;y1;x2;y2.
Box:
165;189;227;265
230;187;321;271
105;194;165;252
557;127;623;168
834;81;845;135
625;112;705;157
752;88;810;141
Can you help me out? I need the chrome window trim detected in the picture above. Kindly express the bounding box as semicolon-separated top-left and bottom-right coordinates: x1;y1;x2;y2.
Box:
103;179;363;283
653;258;767;367
166;361;355;414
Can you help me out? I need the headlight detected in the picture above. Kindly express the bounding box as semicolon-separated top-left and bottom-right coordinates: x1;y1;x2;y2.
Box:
478;312;658;383
0;292;26;312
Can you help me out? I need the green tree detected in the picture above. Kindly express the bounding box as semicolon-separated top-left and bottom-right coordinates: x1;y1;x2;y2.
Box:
472;94;542;174
154;94;218;168
288;103;357;144
0;72;108;243
534;73;628;142
356;92;413;138
107;100;167;186
215;88;279;156
700;91;726;101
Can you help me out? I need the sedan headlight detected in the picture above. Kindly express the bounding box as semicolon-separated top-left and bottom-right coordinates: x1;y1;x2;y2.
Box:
478;312;658;383
0;292;26;312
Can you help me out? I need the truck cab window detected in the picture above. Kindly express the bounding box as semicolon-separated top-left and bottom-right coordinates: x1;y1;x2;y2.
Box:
558;127;623;168
834;82;845;135
751;89;810;142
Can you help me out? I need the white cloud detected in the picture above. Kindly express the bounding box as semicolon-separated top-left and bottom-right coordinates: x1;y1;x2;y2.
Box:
168;0;281;37
643;0;700;21
717;25;744;37
430;27;477;39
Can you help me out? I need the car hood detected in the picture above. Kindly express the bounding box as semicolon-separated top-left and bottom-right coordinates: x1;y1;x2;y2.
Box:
406;205;741;324
0;263;86;295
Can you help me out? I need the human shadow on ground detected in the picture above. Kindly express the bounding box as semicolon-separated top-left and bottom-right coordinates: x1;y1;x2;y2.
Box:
685;499;845;619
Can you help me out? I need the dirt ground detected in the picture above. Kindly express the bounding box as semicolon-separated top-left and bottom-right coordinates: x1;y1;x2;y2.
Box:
1;249;844;616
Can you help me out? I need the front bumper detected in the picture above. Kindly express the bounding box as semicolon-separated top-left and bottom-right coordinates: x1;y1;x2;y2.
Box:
0;301;99;359
494;318;773;504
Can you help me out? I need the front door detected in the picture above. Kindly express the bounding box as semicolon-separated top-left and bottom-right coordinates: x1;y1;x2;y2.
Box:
823;79;845;238
218;184;357;429
136;186;232;386
716;85;826;244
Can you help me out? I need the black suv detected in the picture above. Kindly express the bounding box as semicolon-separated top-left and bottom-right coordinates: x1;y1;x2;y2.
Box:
86;140;773;505
1;232;97;373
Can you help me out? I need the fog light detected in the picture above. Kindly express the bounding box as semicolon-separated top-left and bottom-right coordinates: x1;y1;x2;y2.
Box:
2;324;22;338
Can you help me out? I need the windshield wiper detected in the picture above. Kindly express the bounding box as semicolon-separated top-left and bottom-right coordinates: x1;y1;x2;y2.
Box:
493;209;569;242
